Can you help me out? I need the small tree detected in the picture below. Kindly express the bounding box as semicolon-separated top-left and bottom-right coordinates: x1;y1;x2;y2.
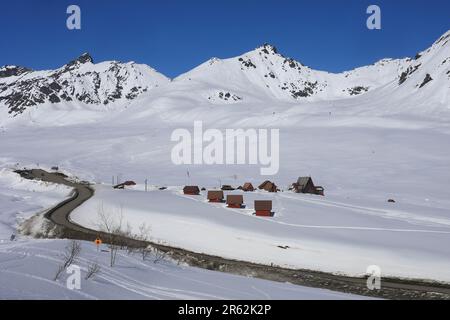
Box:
85;261;101;280
54;240;82;280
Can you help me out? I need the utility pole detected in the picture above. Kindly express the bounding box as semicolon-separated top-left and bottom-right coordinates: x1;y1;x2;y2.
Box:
145;179;148;192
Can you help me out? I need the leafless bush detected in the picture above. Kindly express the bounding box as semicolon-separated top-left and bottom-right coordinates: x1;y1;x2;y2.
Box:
85;261;101;280
54;240;82;280
153;247;168;264
127;246;138;255
141;247;152;261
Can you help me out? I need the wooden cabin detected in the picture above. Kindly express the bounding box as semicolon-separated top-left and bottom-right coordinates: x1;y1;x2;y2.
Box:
221;185;235;191
242;182;255;192
113;181;136;189
207;190;224;202
294;177;316;194
293;177;324;196
183;186;200;195
227;195;244;208
254;200;273;217
258;180;278;193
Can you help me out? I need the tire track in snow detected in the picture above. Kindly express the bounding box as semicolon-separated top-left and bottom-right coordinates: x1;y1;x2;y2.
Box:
0;269;97;300
279;193;450;228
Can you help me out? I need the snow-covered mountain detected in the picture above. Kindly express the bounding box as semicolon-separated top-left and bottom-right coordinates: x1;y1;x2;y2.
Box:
1;31;449;120
0;53;170;116
175;44;408;103
171;31;450;111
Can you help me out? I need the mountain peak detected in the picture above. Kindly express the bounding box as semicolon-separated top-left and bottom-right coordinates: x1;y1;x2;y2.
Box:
65;53;94;69
77;52;94;64
257;43;279;55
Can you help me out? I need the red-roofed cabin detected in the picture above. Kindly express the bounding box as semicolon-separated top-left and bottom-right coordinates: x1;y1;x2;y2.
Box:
227;195;244;208
183;186;200;195
254;200;273;217
113;181;136;189
207;190;224;202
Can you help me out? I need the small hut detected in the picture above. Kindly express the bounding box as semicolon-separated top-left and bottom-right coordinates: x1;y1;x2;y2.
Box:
258;180;278;193
292;177;324;196
227;195;244;208
207;190;224;202
242;182;255;192
254;200;273;217
183;186;200;195
221;185;235;191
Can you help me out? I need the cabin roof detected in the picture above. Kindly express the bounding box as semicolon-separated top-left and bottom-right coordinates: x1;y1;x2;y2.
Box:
297;177;313;187
227;195;244;204
255;200;272;211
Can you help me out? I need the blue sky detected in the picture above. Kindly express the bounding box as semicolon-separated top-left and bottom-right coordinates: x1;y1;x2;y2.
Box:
1;0;449;78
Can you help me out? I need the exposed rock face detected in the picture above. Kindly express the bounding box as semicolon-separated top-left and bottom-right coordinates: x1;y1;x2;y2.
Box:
0;53;169;116
0;66;32;78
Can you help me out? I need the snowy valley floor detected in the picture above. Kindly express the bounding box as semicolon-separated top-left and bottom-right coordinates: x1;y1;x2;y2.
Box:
1;101;450;291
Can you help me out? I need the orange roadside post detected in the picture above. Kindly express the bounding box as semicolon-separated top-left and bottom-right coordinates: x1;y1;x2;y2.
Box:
95;237;102;251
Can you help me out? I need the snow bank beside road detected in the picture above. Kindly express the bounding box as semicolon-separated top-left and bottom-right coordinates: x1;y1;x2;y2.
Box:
0;169;71;239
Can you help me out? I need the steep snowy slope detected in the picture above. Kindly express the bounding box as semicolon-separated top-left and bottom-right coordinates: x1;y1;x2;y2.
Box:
390;30;450;111
0;53;170;116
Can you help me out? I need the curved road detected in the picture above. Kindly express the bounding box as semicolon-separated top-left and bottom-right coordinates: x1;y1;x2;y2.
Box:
18;169;450;300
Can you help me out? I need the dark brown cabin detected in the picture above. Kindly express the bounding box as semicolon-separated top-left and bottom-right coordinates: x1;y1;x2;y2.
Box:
258;180;278;193
292;177;325;196
183;186;200;195
207;190;224;202
227;195;244;208
221;185;235;191
242;182;255;192
254;200;273;217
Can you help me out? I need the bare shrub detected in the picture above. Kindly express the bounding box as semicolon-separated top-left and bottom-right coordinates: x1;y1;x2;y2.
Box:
153;247;168;264
85;261;101;280
54;240;81;280
134;223;151;261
